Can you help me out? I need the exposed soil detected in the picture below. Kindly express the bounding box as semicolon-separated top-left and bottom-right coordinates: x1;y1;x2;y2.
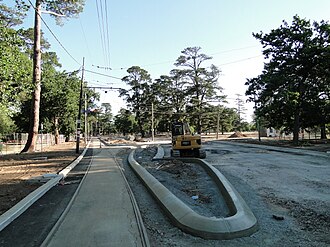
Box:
0;135;329;246
0;142;80;215
134;146;230;218
124;139;330;246
264;194;330;237
225;138;330;152
228;131;248;138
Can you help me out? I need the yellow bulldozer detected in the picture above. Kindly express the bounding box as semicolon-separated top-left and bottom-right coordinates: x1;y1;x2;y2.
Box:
171;121;206;159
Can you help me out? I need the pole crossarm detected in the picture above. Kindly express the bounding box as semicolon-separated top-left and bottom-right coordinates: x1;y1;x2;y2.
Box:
86;86;124;90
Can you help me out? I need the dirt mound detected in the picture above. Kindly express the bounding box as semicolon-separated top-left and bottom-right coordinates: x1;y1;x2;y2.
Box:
228;132;248;138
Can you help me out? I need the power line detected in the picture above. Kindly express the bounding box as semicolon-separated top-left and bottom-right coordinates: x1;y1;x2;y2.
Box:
92;64;112;70
26;0;81;66
218;55;262;67
93;54;262;73
87;86;123;90
89;80;115;86
96;0;107;67
104;0;111;69
78;15;93;64
94;46;262;71
95;0;112;70
84;69;122;80
95;0;102;58
99;0;109;68
209;45;259;56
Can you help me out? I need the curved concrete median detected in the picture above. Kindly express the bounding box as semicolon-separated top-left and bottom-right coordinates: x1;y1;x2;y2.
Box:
128;149;258;240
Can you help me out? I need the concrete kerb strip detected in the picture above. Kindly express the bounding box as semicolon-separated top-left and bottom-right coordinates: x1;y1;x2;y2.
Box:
128;149;258;240
0;142;91;232
218;140;330;158
152;145;165;160
0;175;62;232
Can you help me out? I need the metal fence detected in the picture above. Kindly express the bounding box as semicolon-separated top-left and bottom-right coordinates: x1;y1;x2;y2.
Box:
0;133;65;155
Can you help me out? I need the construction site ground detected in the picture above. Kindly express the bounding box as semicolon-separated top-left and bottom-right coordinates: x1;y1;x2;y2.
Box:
126;140;329;246
0;134;329;246
0;142;80;215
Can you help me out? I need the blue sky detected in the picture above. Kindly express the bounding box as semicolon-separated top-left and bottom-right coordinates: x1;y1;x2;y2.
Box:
5;0;330;121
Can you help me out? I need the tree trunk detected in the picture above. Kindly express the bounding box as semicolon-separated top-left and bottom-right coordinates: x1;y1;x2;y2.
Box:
21;0;42;153
54;117;59;144
135;105;145;137
292;111;300;146
320;123;327;139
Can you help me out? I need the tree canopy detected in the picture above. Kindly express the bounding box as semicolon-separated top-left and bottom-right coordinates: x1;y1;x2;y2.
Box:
15;0;86;152
118;47;229;136
120;66;153;137
246;15;330;143
0;1;96;145
174;47;224;133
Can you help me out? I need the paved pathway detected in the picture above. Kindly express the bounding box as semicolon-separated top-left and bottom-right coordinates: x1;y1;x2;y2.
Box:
43;139;148;247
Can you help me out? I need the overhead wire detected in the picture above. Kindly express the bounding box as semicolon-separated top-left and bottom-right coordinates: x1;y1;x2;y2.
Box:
26;0;81;66
26;0;262;89
84;69;122;80
92;54;262;73
209;45;259;56
96;0;113;70
99;0;109;68
104;0;111;70
95;0;107;67
217;55;263;67
78;15;94;65
89;80;115;86
93;45;262;71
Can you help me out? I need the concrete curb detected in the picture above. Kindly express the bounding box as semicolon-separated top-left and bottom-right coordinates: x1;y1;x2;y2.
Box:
152;145;165;160
217;140;330;158
0;142;90;232
128;149;258;240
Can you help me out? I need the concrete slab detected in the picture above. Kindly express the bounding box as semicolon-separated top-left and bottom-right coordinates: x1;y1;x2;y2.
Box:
42;146;149;247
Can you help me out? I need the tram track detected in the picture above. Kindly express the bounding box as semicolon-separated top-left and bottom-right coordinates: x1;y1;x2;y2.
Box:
102;140;150;247
41;138;150;246
40;152;94;246
5;137;328;246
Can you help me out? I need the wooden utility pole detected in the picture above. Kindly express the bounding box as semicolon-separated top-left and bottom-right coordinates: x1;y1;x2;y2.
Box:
84;92;88;143
76;57;84;154
216;110;220;139
151;103;154;141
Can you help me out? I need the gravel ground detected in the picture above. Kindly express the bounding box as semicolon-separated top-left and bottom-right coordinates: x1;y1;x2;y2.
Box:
1;137;328;246
134;146;231;218
122;142;330;247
